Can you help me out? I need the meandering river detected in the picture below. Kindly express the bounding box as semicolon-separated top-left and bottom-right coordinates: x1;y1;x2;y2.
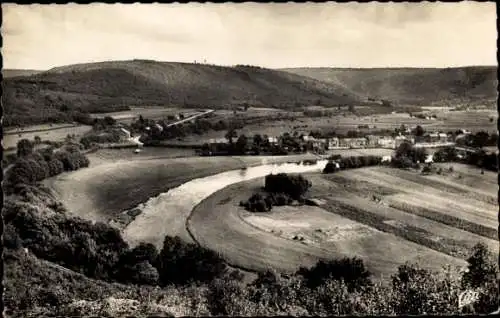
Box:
122;159;329;249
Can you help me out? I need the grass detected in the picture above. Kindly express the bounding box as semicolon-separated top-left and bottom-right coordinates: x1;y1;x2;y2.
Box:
3;124;93;149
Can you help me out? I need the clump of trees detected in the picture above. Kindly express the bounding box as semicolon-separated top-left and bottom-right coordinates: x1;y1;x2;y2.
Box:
5;139;90;192
264;173;312;200
433;147;458;162
297;258;372;292
392;142;428;169
323;156;383;174
80;130;121;149
240;192;294;212
240;173;312;212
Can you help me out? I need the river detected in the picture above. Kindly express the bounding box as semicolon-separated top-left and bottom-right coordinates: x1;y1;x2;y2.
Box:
121;159;329;249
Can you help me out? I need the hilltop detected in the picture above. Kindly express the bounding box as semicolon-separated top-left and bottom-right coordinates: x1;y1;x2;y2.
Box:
2;60;360;127
281;67;498;106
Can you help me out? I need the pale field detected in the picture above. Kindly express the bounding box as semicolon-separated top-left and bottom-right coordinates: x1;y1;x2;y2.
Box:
89;107;206;124
189;176;467;279
3;124;93;149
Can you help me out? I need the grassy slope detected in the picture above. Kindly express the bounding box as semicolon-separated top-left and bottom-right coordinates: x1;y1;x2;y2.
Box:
281;67;498;106
3;60;360;126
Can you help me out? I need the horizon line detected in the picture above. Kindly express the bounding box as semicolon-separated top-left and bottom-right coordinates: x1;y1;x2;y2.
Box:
3;59;498;72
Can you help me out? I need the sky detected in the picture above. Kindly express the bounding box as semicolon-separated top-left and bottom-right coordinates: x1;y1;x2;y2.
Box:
2;2;497;70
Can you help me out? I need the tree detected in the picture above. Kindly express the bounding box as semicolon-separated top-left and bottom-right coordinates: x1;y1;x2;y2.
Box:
297;258;372;292
103;116;116;126
473;131;489;148
34;135;42;145
414;125;425;137
16;139;34;157
225;128;237;144
461;242;498;290
253;134;263;147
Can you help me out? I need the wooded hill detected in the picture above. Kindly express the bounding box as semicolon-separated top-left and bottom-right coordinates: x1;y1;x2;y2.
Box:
281;66;498;106
3;60;361;127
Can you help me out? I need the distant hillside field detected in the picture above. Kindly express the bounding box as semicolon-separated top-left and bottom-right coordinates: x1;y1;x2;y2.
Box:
2;69;44;78
281;67;498;106
2;60;360;127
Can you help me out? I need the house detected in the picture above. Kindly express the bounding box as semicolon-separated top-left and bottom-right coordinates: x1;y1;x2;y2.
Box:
302;135;316;142
117;128;131;141
267;136;279;145
305;138;326;152
326;137;340;149
426;132;439;143
378;136;396;149
438;133;448;143
365;135;381;148
209;138;228;144
339;138;367;149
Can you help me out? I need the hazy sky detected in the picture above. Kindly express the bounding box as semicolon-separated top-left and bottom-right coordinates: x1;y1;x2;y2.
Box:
2;2;497;70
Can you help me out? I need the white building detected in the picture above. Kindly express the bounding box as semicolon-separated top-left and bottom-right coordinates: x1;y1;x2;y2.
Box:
268;136;279;145
326;137;340;149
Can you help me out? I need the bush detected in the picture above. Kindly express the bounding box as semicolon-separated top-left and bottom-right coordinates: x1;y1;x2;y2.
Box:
157;236;227;285
264;173;312;200
390;264;461;315
17;139;34;157
297;258;372;292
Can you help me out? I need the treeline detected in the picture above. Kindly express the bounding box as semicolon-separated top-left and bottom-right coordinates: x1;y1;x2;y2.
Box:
5;139;90;193
208;242;498;316
240;173;312;212
433;146;498;172
391;142;428;169
324;155;384;173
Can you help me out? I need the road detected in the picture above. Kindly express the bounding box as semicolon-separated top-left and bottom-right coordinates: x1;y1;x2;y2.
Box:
164;110;214;128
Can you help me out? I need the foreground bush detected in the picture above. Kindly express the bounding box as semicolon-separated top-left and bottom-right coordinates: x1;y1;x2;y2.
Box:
157;236;228;286
297;258;372;291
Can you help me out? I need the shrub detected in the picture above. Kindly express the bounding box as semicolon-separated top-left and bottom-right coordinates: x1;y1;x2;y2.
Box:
297;258;372;292
264;173;312;200
390;264;461;315
17;139;34;157
157;236;227;285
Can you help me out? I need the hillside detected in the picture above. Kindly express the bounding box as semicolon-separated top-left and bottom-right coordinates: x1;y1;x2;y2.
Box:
281;67;498;106
2;60;361;127
2;69;44;78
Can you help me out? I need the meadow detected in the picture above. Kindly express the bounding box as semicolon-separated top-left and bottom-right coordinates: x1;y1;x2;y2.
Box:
3;124;93;149
188;163;497;279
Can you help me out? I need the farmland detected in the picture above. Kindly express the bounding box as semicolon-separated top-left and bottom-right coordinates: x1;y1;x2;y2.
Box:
188;163;497;279
3;124;93;150
168;108;497;147
89;107;207;124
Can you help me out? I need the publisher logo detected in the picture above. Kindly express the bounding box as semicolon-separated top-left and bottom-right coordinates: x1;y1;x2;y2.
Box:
458;290;480;309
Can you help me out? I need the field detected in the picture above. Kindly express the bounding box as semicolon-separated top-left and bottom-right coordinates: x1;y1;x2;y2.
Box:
89;107;207;124
3;124;93;149
188;163;497;279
